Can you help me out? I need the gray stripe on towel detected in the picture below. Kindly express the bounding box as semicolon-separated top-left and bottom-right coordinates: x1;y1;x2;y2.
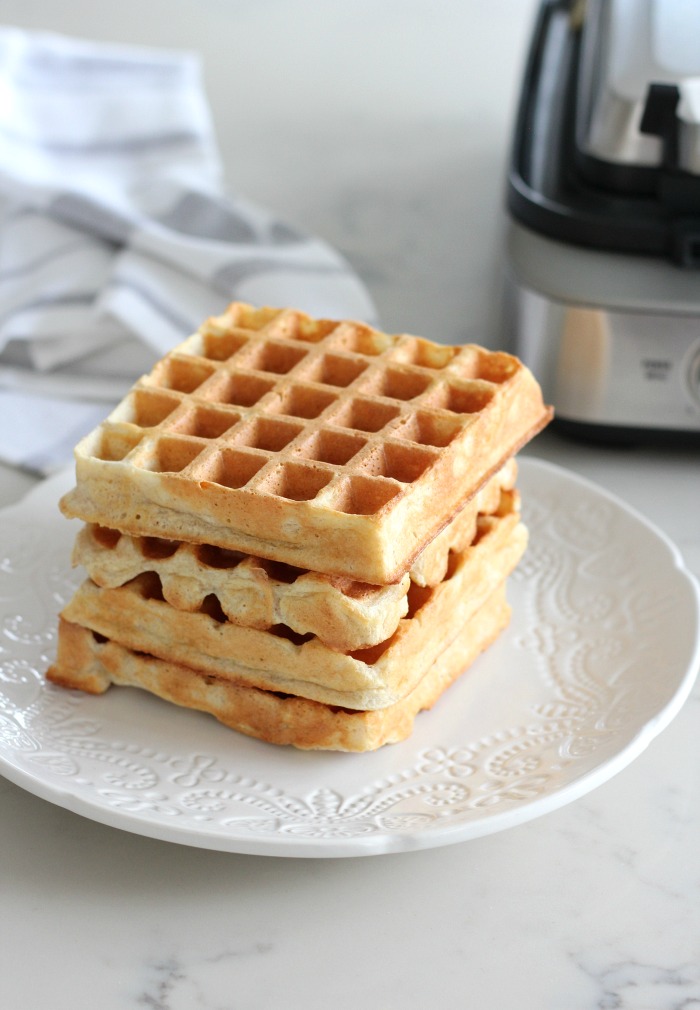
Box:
48;193;133;244
11;50;185;87
0;122;203;157
157;192;306;246
157;191;259;244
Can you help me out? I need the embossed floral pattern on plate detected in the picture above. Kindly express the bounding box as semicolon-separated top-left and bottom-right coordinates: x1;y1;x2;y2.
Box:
0;459;698;857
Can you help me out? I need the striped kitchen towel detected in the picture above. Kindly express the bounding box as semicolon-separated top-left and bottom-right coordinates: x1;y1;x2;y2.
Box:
0;27;375;474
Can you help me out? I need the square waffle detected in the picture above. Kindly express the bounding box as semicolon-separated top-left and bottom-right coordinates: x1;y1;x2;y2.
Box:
60;303;551;583
71;464;518;653
50;496;527;711
48;585;511;752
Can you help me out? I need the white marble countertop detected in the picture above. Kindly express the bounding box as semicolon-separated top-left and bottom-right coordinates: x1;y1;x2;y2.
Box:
1;2;699;1008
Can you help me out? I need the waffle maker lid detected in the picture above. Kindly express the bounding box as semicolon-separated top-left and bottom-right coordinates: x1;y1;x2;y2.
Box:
508;0;700;267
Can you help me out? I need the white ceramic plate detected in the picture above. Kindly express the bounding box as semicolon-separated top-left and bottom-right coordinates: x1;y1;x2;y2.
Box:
0;458;697;857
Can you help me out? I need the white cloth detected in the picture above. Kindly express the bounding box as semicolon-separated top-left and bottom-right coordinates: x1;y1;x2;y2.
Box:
0;27;375;474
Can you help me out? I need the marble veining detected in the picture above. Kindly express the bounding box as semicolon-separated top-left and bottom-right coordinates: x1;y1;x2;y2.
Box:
574;957;700;1010
135;945;276;1010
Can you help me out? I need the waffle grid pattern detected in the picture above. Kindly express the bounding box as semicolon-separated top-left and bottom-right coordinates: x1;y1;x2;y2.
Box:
82;305;520;518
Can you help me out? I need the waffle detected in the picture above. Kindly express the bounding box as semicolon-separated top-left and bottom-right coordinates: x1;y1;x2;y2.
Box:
59;303;551;583
72;524;409;653
48;585;510;752
71;468;518;653
52;502;527;711
409;457;517;587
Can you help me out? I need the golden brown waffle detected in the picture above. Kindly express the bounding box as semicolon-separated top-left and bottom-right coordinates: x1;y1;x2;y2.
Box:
54;504;527;711
409;458;517;586
60;303;550;583
72;469;518;653
48;585;511;752
73;524;408;653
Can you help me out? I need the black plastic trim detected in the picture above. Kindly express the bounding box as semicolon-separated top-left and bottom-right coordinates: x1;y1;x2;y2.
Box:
506;0;700;266
552;416;700;447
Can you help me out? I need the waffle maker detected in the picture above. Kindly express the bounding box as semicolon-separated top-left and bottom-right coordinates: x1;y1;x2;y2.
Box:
505;0;700;441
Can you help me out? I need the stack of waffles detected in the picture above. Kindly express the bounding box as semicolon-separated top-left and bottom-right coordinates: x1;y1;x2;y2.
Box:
48;303;552;751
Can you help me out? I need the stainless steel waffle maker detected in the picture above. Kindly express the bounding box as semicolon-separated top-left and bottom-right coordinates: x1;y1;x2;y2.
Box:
505;0;700;441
